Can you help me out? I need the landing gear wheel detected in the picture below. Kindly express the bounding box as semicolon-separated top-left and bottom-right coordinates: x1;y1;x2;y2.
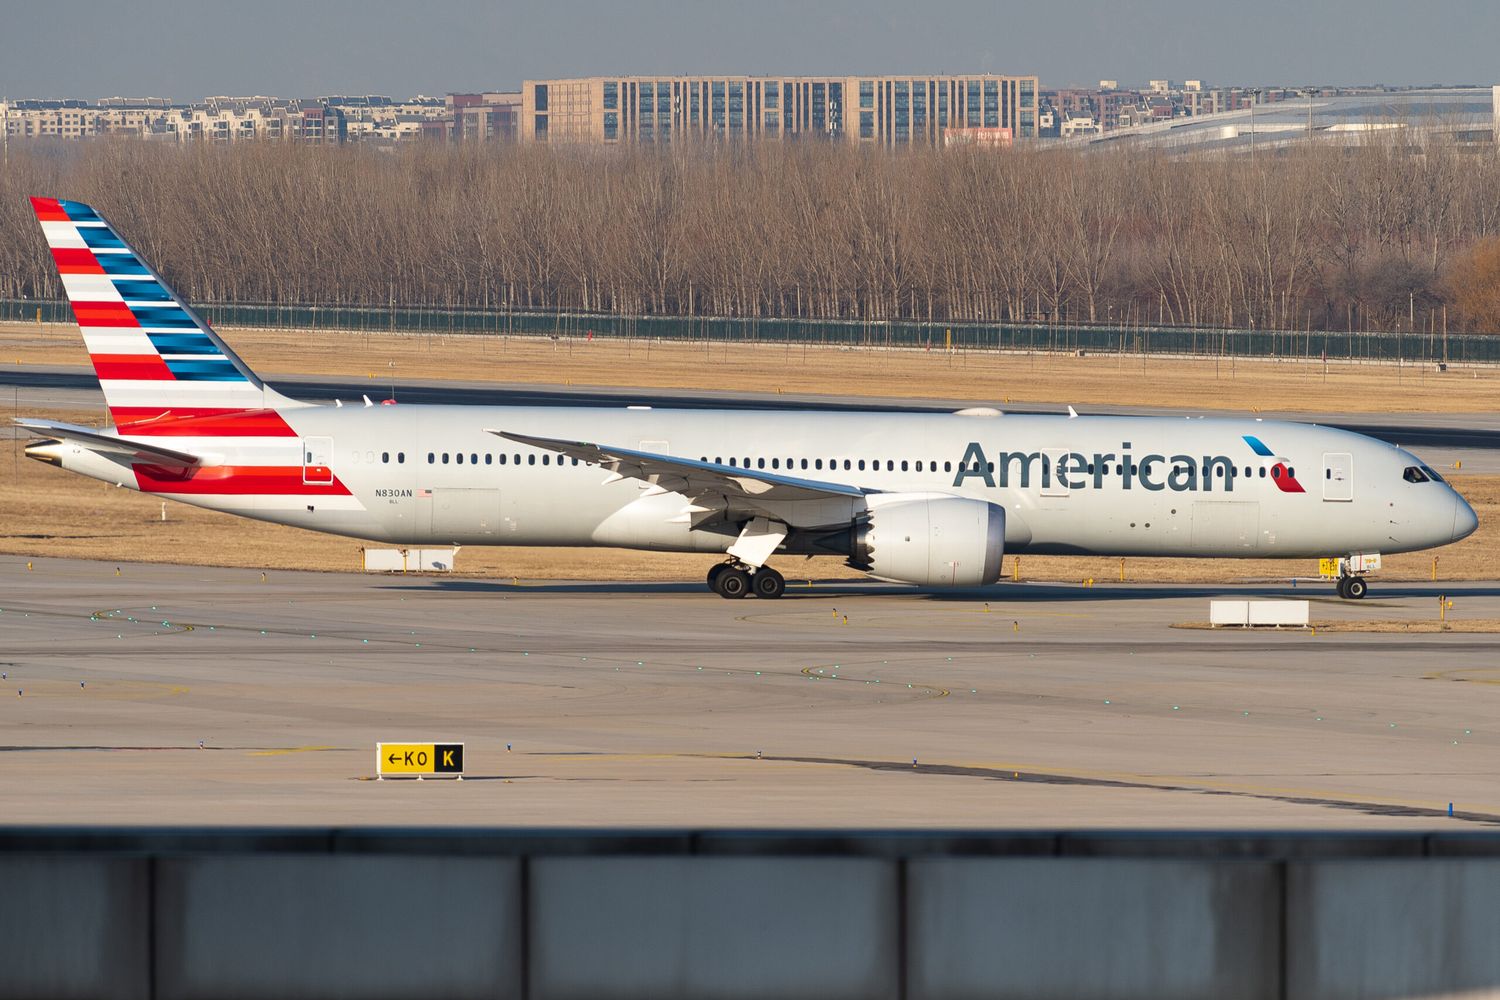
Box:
714;567;751;599
1335;576;1349;599
1344;577;1368;600
707;563;730;590
752;567;786;600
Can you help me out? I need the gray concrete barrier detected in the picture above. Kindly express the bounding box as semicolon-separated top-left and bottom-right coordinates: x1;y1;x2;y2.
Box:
907;858;1279;1000
1287;859;1500;1000
4;830;1500;999
154;855;522;1000
529;856;899;1000
0;855;150;1000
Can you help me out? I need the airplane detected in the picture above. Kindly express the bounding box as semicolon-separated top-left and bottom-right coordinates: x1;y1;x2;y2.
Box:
19;197;1478;600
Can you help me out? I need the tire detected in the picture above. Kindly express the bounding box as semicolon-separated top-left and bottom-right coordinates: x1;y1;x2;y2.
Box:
707;563;729;590
1335;576;1350;599
752;567;786;599
1344;577;1368;600
714;568;751;599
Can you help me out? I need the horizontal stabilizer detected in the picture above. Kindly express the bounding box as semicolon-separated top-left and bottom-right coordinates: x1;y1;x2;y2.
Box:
16;417;202;467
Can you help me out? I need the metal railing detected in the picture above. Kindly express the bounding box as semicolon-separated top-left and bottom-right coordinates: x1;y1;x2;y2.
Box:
5;299;1496;364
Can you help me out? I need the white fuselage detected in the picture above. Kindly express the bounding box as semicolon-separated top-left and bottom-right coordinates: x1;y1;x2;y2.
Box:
52;404;1473;562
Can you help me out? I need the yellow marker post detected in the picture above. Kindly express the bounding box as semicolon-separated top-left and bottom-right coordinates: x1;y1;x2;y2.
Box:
1432;555;1439;582
1012;557;1020;582
376;742;464;779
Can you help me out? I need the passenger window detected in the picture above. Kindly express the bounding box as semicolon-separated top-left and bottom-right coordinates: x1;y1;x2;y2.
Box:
757;458;765;469
815;459;823;470
471;453;478;465
499;454;507;465
901;460;909;472
457;453;464;464
858;460;866;471
442;453;450;464
945;461;952;472
528;455;535;466
772;458;780;469
1259;467;1266;478
485;454;492;465
397;452;404;464
382;452;389;463
543;455;550;465
428;452;435;464
844;460;851;471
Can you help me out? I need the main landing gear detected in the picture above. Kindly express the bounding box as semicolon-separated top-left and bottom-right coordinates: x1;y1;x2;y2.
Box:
707;562;785;600
1335;576;1368;600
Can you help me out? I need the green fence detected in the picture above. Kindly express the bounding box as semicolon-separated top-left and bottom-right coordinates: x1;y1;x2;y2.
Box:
4;299;1496;364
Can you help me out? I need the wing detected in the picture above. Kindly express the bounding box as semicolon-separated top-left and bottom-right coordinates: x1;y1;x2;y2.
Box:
16;417;202;468
488;430;868;522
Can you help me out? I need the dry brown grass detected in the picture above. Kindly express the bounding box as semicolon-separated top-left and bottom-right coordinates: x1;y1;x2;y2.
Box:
4;406;1495;583
4;321;1499;414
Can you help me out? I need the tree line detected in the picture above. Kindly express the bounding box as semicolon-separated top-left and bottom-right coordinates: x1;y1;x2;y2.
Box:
3;136;1500;334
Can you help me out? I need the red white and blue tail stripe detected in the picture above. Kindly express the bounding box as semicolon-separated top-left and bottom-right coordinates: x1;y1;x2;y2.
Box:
31;197;298;428
28;197;360;515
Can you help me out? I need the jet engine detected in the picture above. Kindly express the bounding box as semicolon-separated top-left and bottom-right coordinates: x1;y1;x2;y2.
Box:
844;494;1006;587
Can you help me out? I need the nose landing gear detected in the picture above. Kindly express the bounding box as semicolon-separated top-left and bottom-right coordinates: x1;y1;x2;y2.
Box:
707;562;784;599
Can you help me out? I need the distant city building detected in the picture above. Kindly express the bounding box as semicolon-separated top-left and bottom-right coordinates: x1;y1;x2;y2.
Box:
521;74;1039;145
1098;80;1118;90
449;92;522;143
0;96;352;143
942;126;1013;148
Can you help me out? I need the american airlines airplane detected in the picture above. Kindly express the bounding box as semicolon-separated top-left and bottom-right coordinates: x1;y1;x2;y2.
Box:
20;197;1478;600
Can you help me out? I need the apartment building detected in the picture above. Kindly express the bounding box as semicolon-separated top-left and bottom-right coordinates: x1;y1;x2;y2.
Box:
1;97;347;143
520;74;1039;145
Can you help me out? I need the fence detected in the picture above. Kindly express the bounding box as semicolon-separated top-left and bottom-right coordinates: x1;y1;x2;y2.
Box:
5;298;1498;364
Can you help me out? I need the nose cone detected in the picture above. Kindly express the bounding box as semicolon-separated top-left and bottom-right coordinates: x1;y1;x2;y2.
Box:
1452;492;1479;542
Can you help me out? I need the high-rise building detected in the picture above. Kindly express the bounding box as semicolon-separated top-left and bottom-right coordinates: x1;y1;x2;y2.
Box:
521;75;1039;145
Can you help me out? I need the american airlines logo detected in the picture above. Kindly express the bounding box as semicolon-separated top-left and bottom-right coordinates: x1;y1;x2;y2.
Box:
952;437;1303;494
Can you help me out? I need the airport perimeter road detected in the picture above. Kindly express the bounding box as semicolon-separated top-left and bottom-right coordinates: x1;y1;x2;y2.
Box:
4;556;1499;828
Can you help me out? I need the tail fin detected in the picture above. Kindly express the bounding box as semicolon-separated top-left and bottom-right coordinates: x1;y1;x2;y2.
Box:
31;197;299;426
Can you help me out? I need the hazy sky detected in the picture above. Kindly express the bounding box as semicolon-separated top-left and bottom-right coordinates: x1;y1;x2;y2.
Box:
3;0;1496;100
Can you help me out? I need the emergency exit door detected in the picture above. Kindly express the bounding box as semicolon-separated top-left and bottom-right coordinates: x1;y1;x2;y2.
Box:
303;436;333;486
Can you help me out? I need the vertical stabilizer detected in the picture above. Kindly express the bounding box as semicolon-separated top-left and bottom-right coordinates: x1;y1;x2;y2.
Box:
30;196;303;426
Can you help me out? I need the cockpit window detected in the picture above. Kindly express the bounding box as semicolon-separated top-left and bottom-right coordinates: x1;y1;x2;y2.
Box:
1403;466;1431;484
1421;465;1445;483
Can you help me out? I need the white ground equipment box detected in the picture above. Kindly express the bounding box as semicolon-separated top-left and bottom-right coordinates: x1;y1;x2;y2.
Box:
361;547;459;572
1210;600;1310;627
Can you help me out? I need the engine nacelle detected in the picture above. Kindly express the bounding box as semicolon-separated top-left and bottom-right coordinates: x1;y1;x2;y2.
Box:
849;494;1006;587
